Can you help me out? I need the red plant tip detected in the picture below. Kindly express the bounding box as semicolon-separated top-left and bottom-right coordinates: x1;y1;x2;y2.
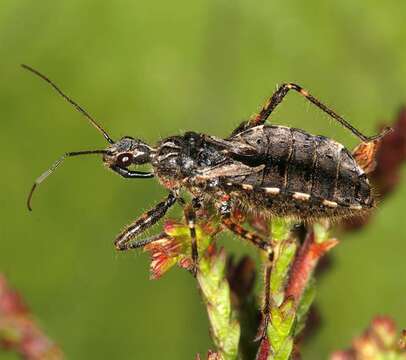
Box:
196;351;222;360
330;350;355;360
371;315;396;335
207;350;222;360
309;239;339;260
332;316;406;358
144;217;220;279
0;275;28;316
144;235;183;279
163;220;178;234
286;231;338;304
179;257;193;271
0;274;63;359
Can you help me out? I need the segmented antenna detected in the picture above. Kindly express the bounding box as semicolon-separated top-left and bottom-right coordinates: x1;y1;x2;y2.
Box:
21;64;114;144
27;150;107;211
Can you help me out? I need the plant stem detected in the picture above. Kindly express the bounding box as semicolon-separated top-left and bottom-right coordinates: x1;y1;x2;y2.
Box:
197;247;241;360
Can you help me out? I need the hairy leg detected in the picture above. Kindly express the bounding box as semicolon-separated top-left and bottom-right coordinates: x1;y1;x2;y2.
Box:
233;83;390;143
114;192;177;250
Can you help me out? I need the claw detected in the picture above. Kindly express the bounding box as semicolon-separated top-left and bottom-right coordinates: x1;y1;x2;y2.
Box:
189;262;199;278
366;126;393;142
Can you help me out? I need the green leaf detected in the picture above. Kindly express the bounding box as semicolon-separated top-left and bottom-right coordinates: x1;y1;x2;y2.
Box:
271;218;293;243
270;240;297;306
273;337;293;360
313;222;329;244
198;249;240;360
295;278;316;336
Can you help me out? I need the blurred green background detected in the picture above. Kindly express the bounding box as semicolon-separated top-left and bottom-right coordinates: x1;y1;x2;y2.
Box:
1;0;406;358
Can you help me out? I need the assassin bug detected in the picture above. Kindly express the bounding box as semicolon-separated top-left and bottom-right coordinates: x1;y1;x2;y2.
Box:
24;63;390;245
24;64;391;340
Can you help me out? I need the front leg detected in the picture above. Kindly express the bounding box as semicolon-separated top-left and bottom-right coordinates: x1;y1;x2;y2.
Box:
111;165;154;179
115;192;177;250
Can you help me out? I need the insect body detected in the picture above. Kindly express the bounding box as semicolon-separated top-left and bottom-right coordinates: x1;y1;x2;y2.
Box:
224;125;373;219
24;65;390;262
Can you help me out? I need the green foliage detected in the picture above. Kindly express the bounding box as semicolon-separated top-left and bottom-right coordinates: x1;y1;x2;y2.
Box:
267;299;295;360
295;279;316;336
269;239;297;307
198;249;240;360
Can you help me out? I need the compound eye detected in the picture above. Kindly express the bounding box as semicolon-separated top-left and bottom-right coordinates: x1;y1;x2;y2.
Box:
117;153;133;167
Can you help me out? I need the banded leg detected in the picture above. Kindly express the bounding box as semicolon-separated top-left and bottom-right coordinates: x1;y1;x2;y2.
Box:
120;232;169;250
114;192;177;250
241;83;390;143
184;205;198;276
221;215;271;252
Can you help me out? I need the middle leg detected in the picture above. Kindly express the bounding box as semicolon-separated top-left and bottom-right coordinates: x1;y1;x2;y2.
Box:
184;204;199;276
217;197;271;252
221;215;271;252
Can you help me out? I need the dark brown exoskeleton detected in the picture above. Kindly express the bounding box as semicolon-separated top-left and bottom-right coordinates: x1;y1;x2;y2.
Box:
24;65;391;338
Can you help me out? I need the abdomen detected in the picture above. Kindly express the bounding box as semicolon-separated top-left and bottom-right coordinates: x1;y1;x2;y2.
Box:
227;125;373;219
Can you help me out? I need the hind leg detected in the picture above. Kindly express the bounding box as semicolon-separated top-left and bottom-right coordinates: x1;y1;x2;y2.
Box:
232;83;391;143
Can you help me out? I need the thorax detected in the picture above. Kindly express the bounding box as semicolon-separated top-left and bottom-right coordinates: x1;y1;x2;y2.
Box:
151;132;228;190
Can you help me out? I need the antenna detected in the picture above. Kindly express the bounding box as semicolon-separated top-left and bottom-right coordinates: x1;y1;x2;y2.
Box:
27;150;107;211
21;64;114;144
